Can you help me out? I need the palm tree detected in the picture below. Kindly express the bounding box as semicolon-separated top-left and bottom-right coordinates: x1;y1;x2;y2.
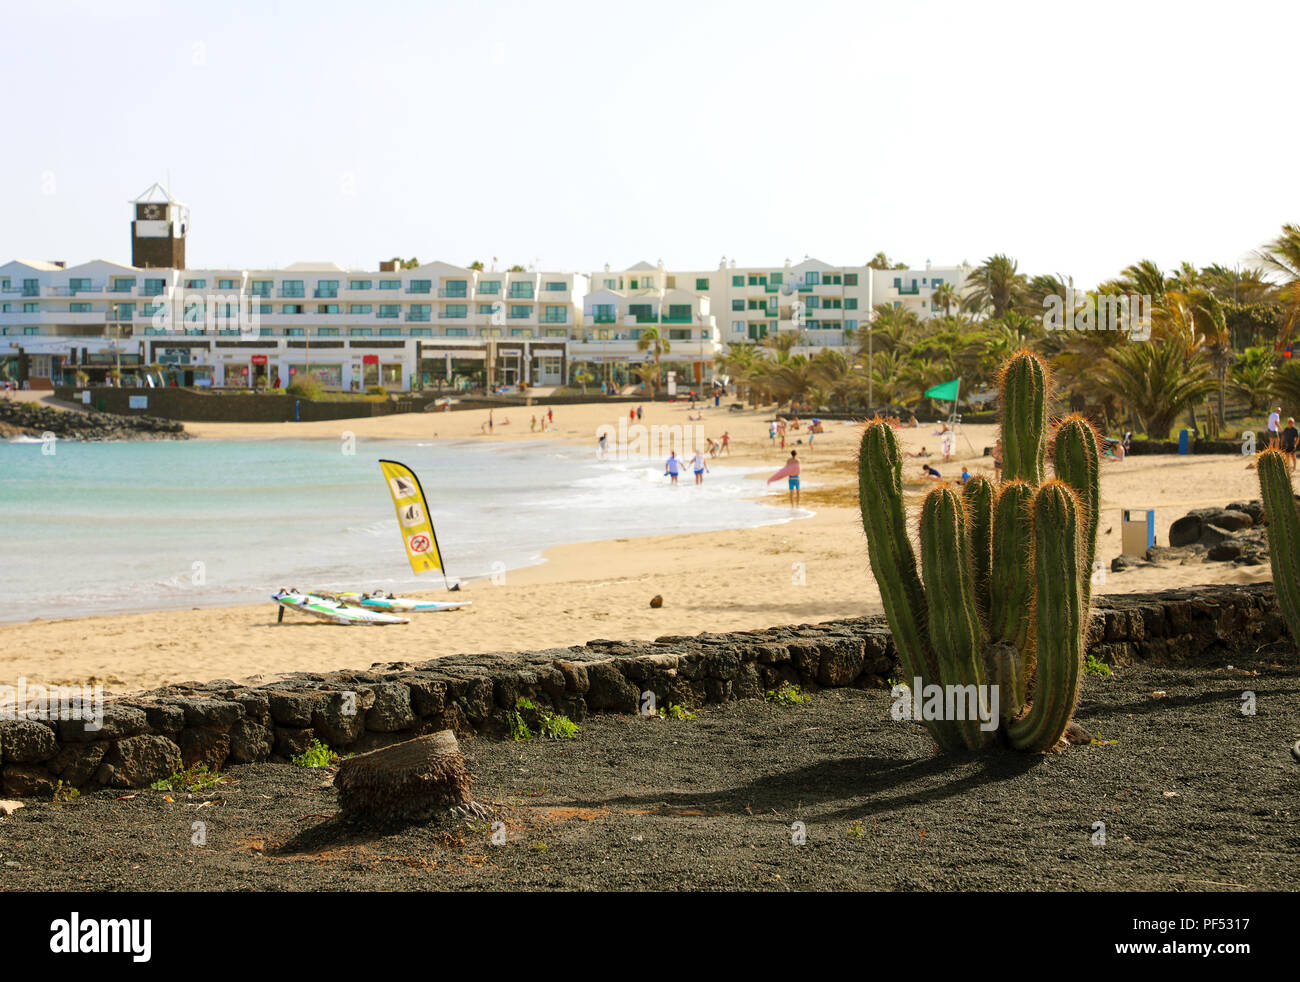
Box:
1115;259;1168;301
1094;341;1216;438
961;254;1027;318
762;331;799;362
1271;359;1300;416
1229;347;1277;414
468;261;485;271
860;304;919;356
1152;287;1230;424
1254;223;1300;344
636;327;670;394
930;282;957;316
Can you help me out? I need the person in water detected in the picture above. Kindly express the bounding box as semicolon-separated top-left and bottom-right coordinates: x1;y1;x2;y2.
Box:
664;451;681;485
691;450;709;484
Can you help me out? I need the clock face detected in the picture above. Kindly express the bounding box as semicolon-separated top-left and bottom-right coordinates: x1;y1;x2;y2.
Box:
142;204;163;220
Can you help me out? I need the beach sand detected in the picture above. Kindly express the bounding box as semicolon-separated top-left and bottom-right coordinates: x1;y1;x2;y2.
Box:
1;399;1279;692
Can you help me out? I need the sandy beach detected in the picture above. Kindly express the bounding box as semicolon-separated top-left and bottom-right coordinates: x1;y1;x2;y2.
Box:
1;399;1278;693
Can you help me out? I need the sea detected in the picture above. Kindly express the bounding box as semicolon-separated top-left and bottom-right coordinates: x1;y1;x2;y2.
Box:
0;437;809;623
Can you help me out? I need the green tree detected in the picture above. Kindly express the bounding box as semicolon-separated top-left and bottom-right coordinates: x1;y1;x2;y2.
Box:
1095;341;1216;438
1229;347;1277;413
1255;223;1300;344
636;326;671;394
962;254;1027;318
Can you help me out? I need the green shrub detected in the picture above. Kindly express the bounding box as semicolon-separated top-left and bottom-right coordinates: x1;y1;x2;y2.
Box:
765;682;811;706
1083;654;1113;677
286;377;324;400
507;709;532;741
367;385;388;397
538;712;579;740
292;739;340;768
151;764;224;792
657;702;697;720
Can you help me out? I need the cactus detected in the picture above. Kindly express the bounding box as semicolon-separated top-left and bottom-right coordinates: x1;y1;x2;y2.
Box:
857;350;1096;753
1257;449;1300;648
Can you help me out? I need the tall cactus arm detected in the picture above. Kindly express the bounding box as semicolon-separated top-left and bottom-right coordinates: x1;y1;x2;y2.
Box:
1006;481;1086;753
920;486;993;749
1257;449;1300;646
963;476;994;619
998;350;1048;485
989;480;1035;653
1053;414;1102;600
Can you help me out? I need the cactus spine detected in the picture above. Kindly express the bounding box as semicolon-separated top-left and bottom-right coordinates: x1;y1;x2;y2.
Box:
1257;449;1300;648
857;350;1093;753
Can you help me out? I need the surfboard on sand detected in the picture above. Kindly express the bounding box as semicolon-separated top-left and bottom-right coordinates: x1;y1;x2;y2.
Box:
272;589;409;625
325;591;471;613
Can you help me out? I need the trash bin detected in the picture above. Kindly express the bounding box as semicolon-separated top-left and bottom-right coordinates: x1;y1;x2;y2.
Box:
1122;508;1156;555
1178;429;1190;455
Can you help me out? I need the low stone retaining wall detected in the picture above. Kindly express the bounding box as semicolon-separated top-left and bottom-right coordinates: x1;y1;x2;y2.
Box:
0;584;1289;796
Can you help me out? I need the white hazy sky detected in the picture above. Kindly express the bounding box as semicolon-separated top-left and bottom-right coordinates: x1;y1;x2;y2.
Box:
2;0;1297;286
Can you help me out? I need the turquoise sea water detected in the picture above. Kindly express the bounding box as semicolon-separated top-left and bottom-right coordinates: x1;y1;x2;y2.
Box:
0;437;807;623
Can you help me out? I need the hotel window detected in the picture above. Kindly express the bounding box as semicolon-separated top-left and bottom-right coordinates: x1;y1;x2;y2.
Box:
806;296;821;309
349;280;372;290
317;327;340;337
378;280;400;290
378;305;400;318
731;320;744;333
22;327;38;335
408;279;432;294
249;280;271;297
23;302;39;312
184;279;206;289
443;304;468;319
478;281;501;295
350;328;374;337
482;327;502;337
770;272;783;285
544;281;566;292
445;327;469;337
748;274;765;286
442;280;467;298
316;280;339;298
509;282;534;299
509;304;533;319
805;272;821;285
826;273;841;285
408;305;432;321
69;303;91;312
1;304;9;312
932;277;944;286
349;304;372;314
217;279;237;290
283;304;303;314
845;297;858;309
511;329;533;338
668;304;691;321
543;306;566;323
695;277;709;290
258;304;272;314
287;328;306;337
844;273;858;286
845;319;858;332
629;279;639;290
731;274;744;287
592;303;616;321
409;327;433;336
110;277;136;292
545;328;565;338
380;328;402;336
893;277;902;289
628;304;654;322
732;299;745;311
478;303;497;315
318;304;340;314
22;278;39;296
184;302;204;321
281;280;305;297
603;279;616;289
70;278;93;293
668;329;691;341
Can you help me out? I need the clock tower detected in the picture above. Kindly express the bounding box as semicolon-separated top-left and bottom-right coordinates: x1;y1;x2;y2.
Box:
130;182;189;269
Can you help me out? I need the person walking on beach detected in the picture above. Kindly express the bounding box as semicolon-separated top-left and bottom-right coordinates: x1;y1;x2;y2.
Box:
721;431;730;455
1267;406;1282;447
636;405;643;421
547;408;554;426
1282;416;1299;472
665;451;681;485
691;450;708;484
767;450;801;507
530;414;537;432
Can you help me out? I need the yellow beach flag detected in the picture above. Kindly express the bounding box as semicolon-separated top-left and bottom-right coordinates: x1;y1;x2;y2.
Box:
378;459;445;579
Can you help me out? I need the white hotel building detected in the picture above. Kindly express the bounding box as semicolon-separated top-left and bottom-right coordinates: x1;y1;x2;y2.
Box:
0;186;971;392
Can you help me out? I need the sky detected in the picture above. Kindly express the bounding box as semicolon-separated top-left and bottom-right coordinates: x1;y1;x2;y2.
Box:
2;0;1297;286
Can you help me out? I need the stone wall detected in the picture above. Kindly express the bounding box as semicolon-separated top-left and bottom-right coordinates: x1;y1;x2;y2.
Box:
0;584;1289;796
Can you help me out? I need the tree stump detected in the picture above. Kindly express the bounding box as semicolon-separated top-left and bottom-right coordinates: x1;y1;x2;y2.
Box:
335;730;475;821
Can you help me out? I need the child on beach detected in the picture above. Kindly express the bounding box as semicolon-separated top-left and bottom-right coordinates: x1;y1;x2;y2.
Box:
1282;416;1298;472
720;431;730;455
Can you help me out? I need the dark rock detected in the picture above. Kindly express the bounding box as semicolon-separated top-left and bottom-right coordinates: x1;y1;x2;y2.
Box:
649;595;663;608
405;677;448;716
180;727;230;770
101;735;181;788
0;721;57;763
585;662;639;712
58;705;147;743
817;638;866;686
230;690;270;726
268;690;320;727
274;727;316;759
1212;509;1255;532
179;698;243;729
366;683;416;732
2;765;57;797
312;691;369;747
141;702;186;734
1168;514;1202;547
227;721;274;764
48;744;106;785
1207;541;1244;562
1111;554;1145;571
